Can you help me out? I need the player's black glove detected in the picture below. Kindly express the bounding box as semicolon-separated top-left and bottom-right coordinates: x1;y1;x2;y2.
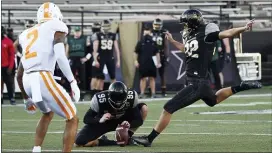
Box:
225;53;231;63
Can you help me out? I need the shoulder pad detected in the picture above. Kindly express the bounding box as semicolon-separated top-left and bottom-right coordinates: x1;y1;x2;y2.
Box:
47;19;68;34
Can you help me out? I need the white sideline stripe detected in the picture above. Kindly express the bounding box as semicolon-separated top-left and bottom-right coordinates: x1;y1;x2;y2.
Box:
1;149;123;152
1;94;271;108
2;131;271;136
2;119;272;123
2;100;271;108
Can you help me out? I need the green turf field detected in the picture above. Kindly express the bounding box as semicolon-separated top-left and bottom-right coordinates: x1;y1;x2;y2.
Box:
1;88;272;152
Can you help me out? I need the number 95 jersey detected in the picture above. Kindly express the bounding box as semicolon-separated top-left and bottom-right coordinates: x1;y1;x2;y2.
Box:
19;19;68;73
182;23;220;78
90;90;138;119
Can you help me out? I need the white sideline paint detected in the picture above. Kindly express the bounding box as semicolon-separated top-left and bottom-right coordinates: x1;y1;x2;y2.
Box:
194;109;272;115
2;131;271;136
1;94;271;108
2;101;271;108
1;149;123;152
2;119;272;123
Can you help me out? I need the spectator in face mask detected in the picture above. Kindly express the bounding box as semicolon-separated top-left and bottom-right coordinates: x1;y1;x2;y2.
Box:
134;25;161;99
1;26;16;105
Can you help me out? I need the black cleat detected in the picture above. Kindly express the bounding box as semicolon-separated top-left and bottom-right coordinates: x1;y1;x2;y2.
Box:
132;135;151;147
127;138;138;146
139;94;145;99
240;81;262;90
10;99;16;105
150;94;157;99
162;93;168;97
100;135;108;140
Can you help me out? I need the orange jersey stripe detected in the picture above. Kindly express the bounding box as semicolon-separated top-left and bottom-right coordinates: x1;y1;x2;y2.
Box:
46;72;76;117
40;72;70;119
43;2;50;18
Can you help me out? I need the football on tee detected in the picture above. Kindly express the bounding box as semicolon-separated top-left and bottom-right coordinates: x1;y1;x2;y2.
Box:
115;124;129;147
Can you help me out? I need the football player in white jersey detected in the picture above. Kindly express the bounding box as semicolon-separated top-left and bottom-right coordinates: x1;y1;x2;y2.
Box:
16;2;80;152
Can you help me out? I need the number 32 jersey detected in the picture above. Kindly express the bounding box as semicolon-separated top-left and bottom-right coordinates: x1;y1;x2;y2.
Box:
90;90;138;119
183;23;220;78
19;19;68;73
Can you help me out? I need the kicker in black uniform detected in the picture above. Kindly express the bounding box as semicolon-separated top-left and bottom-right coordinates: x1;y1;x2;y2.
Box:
132;9;262;147
152;18;169;97
75;81;148;147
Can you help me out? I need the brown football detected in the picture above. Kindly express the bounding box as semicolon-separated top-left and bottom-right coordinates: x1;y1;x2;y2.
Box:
115;124;129;147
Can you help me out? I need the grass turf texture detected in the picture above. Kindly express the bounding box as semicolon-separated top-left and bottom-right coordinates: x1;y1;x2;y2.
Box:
1;88;272;152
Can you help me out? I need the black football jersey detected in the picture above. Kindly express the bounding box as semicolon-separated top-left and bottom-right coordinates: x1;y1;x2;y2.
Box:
152;29;167;55
183;23;220;78
91;90;138;119
95;32;117;57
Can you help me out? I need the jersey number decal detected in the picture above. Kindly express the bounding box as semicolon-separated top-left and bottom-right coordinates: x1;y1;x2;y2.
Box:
154;37;163;46
25;29;38;59
127;91;134;99
98;94;106;103
185;40;199;58
101;40;113;50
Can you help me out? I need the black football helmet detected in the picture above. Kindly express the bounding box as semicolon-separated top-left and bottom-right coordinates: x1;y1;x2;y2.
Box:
101;20;111;33
25;20;35;29
180;9;204;31
92;22;101;33
153;18;163;31
108;81;128;110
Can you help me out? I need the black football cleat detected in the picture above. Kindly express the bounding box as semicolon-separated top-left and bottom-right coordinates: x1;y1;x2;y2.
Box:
100;135;108;140
127;138;138;146
240;81;262;90
132;135;151;147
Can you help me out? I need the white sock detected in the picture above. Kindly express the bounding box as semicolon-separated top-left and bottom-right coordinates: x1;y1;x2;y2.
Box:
32;146;41;153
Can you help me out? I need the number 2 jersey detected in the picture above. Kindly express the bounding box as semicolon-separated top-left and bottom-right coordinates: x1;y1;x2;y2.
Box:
83;90;138;124
182;23;220;79
91;32;118;58
19;19;68;73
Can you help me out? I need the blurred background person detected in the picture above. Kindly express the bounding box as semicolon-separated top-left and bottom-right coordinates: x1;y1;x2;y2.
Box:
66;26;91;93
89;22;102;96
210;21;232;90
1;26;16;105
135;25;161;99
219;37;232;88
210;40;223;90
92;20;121;93
152;18;169;97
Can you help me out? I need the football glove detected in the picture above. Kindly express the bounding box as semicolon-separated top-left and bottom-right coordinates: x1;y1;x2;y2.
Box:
24;98;37;114
70;80;80;103
245;19;254;30
99;113;111;123
121;121;130;129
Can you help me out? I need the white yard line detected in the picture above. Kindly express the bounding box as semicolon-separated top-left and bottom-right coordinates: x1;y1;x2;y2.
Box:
1;93;271;108
2;119;272;123
2;100;271;108
1;149;123;152
2;131;271;136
